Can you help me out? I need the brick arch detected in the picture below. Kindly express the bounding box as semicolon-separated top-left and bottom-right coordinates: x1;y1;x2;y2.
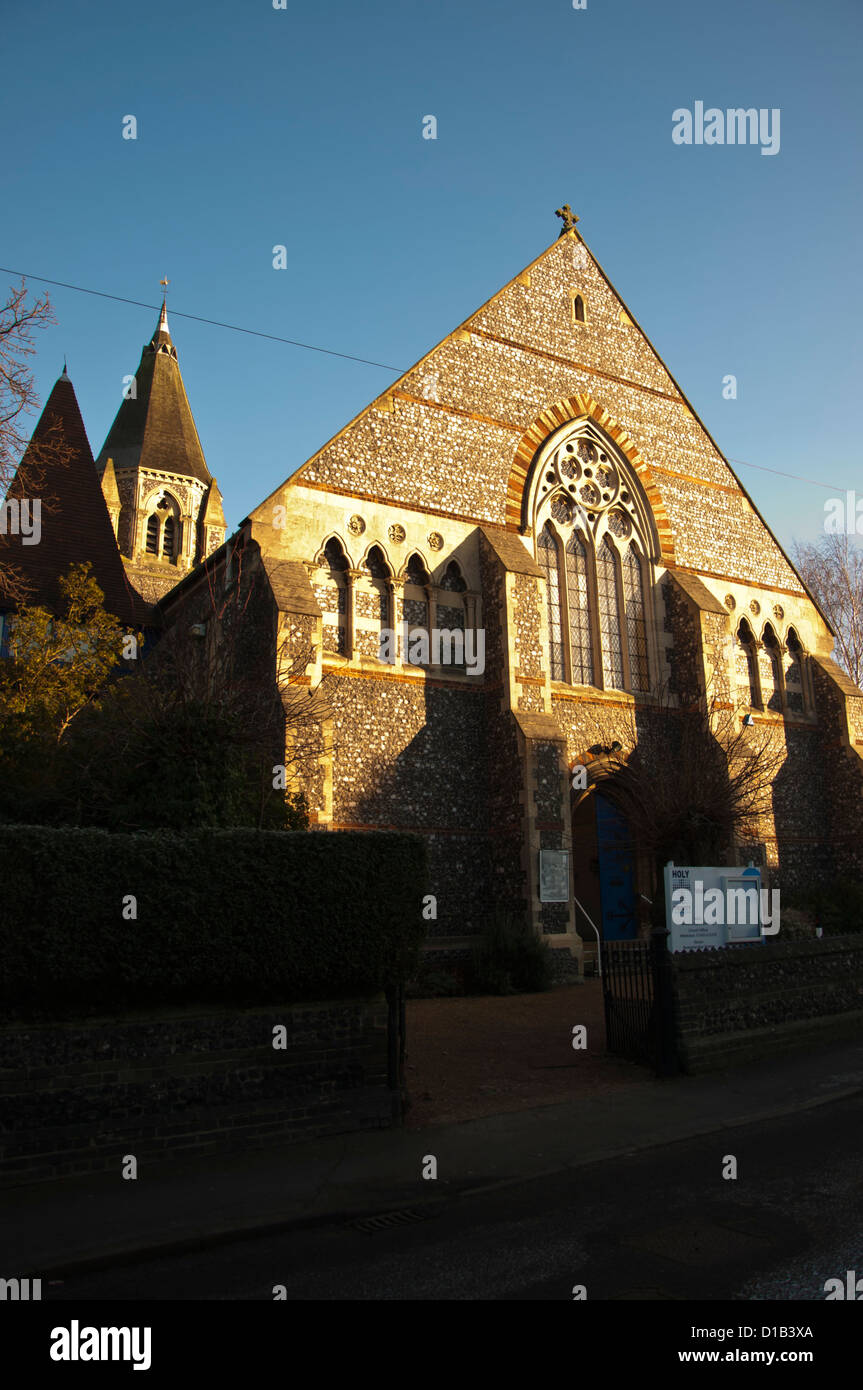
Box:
570;753;648;838
506;393;675;563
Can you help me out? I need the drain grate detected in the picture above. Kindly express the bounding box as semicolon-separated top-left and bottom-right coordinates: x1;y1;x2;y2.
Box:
350;1208;429;1234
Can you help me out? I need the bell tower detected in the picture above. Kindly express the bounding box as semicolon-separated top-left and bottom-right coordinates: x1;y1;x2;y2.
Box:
95;298;226;602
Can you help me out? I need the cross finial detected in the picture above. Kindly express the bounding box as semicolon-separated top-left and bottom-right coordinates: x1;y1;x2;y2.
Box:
555;204;580;235
159;277;170;300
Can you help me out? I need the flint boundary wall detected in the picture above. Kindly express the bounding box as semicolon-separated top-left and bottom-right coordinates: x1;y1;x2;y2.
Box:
0;996;391;1188
671;935;863;1073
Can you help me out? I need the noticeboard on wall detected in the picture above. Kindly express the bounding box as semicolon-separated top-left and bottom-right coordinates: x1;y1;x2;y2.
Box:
539;849;570;903
664;862;765;951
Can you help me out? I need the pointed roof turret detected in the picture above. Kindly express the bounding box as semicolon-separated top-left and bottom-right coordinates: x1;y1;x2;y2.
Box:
152;298;172;349
201;476;226;530
95;305;212;486
100;455;122;511
0;372;150;625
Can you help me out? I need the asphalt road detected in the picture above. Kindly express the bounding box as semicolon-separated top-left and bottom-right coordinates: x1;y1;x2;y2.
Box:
45;1092;863;1302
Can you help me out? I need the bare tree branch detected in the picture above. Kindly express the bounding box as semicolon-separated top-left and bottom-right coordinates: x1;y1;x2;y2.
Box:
792;533;863;688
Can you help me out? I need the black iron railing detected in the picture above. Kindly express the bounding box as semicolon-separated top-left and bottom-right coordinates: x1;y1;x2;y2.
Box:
602;929;679;1075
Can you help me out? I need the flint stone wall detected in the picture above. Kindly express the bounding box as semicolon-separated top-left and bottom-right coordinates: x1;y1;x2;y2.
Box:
671;935;863;1073
0;996;391;1187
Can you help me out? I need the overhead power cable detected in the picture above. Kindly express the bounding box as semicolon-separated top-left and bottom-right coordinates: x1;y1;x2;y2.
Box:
0;267;403;373
1;266;856;493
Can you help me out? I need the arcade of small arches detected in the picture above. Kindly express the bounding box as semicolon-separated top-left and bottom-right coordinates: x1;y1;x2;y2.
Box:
310;537;477;665
734;616;811;716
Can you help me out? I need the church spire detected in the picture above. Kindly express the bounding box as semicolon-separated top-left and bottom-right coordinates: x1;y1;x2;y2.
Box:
151;291;173;351
94;301;225;601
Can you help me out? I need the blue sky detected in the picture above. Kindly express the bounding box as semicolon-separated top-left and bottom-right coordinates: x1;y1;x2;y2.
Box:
3;0;860;551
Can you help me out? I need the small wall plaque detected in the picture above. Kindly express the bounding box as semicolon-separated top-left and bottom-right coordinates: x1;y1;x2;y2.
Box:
539;849;570;903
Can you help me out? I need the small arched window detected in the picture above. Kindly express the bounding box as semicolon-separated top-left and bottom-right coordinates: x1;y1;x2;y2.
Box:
323;537;349;655
364;545;391;655
573;294;585;323
736;619;760;708
439;560;466;594
538;523;565;681
434;559;467;669
406;553;430;588
145;513;160;555
437;560;466;630
761;625;783;712
784;629;806;713
403;554;430;665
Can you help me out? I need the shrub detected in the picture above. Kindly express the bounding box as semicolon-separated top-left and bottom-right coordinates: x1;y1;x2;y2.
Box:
465;912;553;995
0;826;426;1019
782;880;863;936
406;967;464;998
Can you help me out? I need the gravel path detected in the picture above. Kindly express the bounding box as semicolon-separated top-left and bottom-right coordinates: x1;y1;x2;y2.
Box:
404;981;648;1128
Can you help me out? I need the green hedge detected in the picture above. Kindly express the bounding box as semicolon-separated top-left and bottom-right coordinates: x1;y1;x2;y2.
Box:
0;826;426;1019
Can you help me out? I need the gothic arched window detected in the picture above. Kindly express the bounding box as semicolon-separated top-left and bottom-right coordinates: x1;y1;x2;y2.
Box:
530;424;656;692
538;523;565;681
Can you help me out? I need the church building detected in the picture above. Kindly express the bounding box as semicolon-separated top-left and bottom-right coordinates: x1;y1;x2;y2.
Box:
158;208;863;973
6;212;861;973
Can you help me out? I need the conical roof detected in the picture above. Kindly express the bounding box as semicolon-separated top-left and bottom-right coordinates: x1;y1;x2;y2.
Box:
95;306;212;485
1;372;150;625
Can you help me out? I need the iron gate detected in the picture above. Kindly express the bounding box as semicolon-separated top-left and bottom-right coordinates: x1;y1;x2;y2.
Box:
602;930;679;1075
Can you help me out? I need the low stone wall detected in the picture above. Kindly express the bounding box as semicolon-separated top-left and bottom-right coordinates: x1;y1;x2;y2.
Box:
671;935;863;1073
0;996;392;1188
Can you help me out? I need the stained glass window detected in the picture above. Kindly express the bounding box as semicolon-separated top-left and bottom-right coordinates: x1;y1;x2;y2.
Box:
533;428;654;694
538;523;565;681
622;545;649;692
565;532;593;685
597;537;625;690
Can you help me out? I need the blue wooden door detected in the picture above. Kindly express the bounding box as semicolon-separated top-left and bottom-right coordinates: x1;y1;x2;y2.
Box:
596;795;637;940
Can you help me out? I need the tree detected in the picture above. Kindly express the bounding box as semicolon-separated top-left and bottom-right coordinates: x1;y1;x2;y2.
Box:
0;563;125;819
792;533;863;688
0;280;70;605
590;682;787;930
62;552;326;831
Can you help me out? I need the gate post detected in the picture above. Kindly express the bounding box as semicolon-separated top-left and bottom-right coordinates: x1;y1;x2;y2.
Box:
385;983;404;1122
650;925;680;1076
